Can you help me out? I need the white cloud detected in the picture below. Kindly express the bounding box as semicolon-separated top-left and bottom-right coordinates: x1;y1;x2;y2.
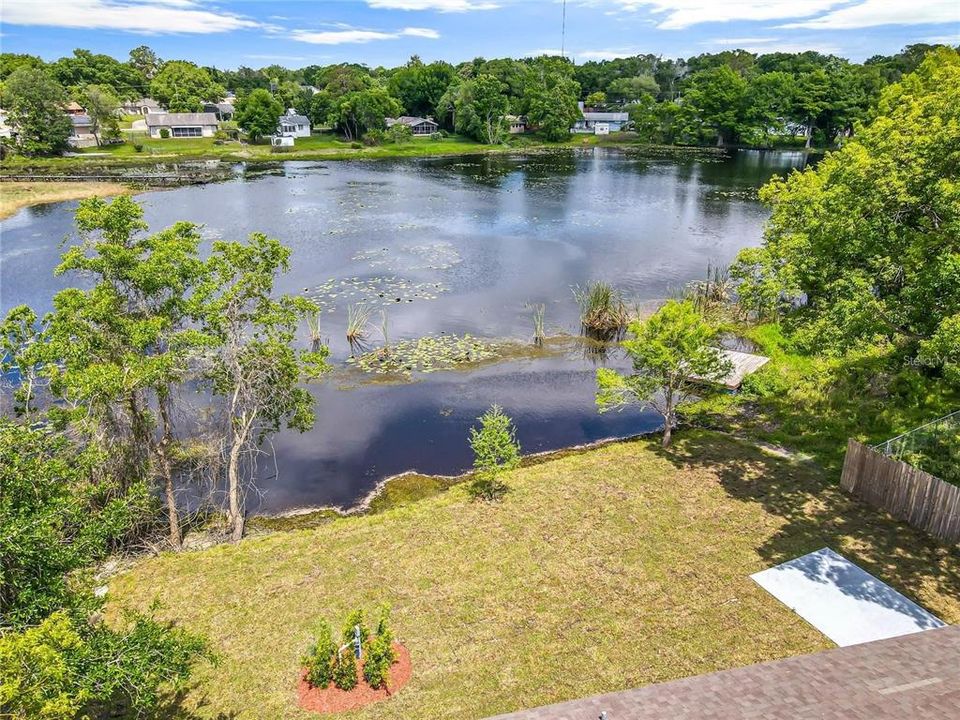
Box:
609;1;848;30
705;36;842;54
402;27;441;38
782;0;960;29
1;0;261;34
710;37;780;46
367;0;499;11
291;26;441;45
577;49;640;60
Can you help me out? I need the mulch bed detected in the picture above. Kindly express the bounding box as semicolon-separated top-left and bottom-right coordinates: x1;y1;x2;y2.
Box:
297;643;412;714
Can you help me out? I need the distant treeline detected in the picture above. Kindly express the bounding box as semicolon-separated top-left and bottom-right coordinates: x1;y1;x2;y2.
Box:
0;42;953;152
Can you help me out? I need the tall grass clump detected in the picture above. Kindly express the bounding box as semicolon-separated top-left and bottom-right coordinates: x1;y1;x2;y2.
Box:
573;282;629;338
305;303;323;345
531;304;545;346
685;261;734;319
346;304;372;343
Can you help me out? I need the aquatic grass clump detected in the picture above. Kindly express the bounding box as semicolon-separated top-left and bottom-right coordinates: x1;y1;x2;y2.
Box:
305;304;323;343
347;334;501;376
531;304;545;346
684;261;734;318
573;282;629;339
346;303;373;342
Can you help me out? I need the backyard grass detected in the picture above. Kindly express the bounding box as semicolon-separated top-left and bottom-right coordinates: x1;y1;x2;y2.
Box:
0;180;132;219
107;430;960;720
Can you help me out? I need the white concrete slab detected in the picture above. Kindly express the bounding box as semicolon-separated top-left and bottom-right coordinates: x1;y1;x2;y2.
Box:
751;547;945;647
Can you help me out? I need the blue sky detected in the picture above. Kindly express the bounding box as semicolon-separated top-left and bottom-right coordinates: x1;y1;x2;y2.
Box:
2;1;958;68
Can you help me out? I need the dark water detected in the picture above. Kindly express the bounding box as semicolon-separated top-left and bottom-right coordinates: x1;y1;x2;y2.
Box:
0;148;811;511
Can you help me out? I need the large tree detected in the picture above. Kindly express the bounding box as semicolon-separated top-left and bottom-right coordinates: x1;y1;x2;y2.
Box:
388;57;455;118
128;45;160;83
235;88;283;141
731;48;960;376
1;67;72;156
50;48;144;100
682;64;748;146
453;74;510;144
524;58;581;141
194;234;328;541
81;84;120;146
150;61;224;112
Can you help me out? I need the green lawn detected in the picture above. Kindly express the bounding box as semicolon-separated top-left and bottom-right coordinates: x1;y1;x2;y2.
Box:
107;430;960;719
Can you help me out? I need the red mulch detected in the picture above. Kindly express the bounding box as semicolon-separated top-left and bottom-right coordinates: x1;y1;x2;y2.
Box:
297;643;412;714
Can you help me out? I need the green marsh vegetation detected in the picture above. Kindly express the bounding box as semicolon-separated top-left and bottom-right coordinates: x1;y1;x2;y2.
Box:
573;281;630;340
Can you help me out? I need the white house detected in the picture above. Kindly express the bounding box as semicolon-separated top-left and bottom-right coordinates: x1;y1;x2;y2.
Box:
121;98;162;116
277;109;311;137
506;115;527;134
385;116;439;136
571;102;629;134
145;112;219;138
67;114;97;148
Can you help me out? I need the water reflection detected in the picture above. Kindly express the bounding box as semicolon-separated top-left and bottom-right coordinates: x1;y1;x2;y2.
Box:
0;148;810;511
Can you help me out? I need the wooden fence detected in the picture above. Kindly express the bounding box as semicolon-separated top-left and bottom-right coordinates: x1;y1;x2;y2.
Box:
840;439;960;544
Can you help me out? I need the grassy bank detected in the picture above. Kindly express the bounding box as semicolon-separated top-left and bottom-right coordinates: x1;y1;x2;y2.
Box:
0;133;553;172
0;133;728;175
107;430;959;719
0;180;133;219
685;324;960;477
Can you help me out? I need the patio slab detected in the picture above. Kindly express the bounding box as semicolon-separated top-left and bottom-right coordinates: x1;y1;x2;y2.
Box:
750;547;945;647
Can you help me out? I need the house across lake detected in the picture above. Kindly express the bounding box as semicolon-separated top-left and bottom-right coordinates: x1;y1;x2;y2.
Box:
145;112;219;138
386;116;440;135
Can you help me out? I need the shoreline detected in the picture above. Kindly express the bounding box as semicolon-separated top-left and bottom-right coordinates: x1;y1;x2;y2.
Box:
0;180;140;220
254;427;661;526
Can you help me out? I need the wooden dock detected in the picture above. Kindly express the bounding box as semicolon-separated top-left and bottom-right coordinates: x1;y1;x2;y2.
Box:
716;349;770;389
689;348;770;389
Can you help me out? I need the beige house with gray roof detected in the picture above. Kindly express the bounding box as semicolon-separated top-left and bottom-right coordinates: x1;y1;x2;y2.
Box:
145;112;219;138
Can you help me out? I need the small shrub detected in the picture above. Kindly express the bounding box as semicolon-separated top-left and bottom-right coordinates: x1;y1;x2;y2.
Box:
332;648;358;691
213;129;229;141
158;128;169;139
341;608;369;648
302;620;336;688
363;604;396;689
363;129;385;146
468;405;521;501
430;131;443;141
350;141;362;149
363;633;394;688
388;124;413;145
132;142;144;153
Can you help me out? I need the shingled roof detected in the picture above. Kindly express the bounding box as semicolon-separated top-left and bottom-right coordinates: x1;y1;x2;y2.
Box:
145;112;218;127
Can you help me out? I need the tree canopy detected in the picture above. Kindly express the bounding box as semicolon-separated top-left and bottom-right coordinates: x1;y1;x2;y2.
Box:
731;48;960;380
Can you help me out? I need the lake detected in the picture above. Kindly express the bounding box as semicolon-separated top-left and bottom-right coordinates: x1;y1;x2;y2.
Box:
0;147;812;512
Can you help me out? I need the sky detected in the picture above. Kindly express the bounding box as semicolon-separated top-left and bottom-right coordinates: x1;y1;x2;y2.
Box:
1;0;958;69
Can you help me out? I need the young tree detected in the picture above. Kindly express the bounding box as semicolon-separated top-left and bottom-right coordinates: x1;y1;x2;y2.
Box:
194;234;328;541
596;300;731;447
454;74;509;144
149;61;224;112
81;84;120;146
468;405;521;500
1;67;72;156
235;88;283;141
